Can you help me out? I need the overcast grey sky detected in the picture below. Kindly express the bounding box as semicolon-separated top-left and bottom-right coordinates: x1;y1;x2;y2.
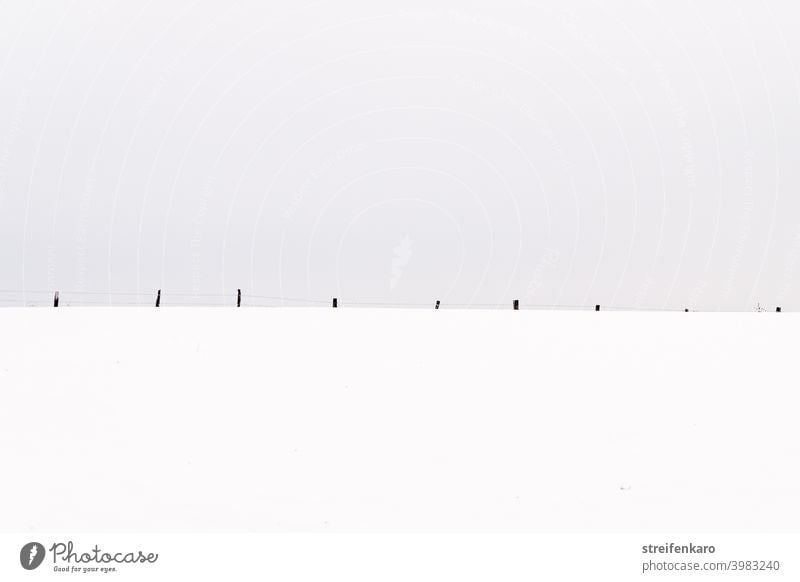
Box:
1;0;799;309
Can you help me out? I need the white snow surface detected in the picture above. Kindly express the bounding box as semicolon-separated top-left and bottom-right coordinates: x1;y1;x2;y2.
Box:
1;307;797;531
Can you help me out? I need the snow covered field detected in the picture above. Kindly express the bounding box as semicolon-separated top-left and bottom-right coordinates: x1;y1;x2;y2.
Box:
1;308;797;531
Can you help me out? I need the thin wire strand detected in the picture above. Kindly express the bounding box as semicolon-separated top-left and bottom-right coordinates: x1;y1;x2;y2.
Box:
0;290;789;311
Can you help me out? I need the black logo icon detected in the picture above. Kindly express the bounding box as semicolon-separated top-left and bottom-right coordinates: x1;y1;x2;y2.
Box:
20;542;46;570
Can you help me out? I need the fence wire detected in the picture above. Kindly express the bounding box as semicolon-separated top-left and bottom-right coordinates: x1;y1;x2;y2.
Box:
0;289;789;312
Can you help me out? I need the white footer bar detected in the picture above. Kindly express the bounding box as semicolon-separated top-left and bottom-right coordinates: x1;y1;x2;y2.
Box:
2;533;796;581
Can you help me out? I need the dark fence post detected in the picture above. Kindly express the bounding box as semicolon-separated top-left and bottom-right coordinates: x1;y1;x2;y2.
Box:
595;304;600;311
53;291;59;307
776;306;782;312
435;300;440;309
332;297;338;308
513;299;519;310
155;289;161;307
237;289;241;307
685;308;689;312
